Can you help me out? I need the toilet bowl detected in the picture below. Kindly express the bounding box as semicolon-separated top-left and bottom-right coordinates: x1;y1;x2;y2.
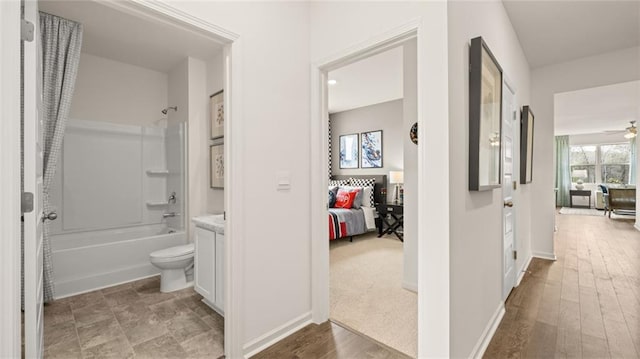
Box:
149;243;195;293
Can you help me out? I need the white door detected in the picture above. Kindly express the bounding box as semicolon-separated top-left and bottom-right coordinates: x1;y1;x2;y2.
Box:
23;0;45;357
502;82;517;301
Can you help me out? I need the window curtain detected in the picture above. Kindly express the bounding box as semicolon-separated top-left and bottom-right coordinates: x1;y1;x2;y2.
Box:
630;137;637;184
39;12;83;302
555;136;571;207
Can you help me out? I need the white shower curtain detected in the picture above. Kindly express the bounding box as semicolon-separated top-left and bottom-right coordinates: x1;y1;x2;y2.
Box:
39;12;83;302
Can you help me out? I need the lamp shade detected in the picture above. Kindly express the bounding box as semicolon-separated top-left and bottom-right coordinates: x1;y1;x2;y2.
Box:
572;169;588;179
389;171;404;184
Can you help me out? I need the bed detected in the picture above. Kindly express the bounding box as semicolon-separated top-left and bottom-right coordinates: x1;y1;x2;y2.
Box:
328;175;387;241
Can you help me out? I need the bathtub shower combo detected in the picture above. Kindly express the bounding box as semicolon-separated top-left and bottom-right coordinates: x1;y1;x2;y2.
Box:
50;116;192;298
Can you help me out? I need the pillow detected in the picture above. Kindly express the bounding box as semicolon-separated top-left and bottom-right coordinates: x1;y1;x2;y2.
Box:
361;186;374;207
334;188;358;209
329;179;348;187
349;178;376;206
340;186;365;209
328;190;337;208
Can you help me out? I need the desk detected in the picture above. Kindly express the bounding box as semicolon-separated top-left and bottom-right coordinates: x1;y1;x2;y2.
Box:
570;189;591;208
376;203;403;241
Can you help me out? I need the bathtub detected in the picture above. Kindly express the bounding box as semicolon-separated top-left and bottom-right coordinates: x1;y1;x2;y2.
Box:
51;224;187;298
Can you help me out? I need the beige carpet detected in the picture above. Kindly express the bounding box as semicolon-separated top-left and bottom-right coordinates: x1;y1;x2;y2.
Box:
330;232;417;358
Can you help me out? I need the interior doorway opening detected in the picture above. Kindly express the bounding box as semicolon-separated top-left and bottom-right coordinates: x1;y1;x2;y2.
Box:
314;31;420;357
21;1;239;357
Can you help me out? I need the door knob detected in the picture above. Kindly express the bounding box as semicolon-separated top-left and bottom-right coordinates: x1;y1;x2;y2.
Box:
43;211;57;221
504;201;513;208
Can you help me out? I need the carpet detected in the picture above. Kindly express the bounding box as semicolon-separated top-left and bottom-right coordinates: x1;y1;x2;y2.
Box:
330;232;417;358
559;207;635;219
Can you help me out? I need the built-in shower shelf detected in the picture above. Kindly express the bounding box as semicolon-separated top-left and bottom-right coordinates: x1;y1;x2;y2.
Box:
146;169;170;175
146;201;169;206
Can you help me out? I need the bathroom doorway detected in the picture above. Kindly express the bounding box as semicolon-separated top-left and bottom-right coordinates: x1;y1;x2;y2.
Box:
22;1;238;357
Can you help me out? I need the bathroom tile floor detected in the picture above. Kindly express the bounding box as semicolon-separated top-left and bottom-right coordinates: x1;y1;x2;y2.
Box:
43;276;224;359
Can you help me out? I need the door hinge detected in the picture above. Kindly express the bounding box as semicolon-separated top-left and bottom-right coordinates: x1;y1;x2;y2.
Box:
21;192;34;214
21;19;34;42
513;250;518;260
513;181;517;190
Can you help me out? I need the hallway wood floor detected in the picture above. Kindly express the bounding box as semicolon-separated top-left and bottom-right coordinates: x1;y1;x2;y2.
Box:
251;321;410;359
485;212;640;358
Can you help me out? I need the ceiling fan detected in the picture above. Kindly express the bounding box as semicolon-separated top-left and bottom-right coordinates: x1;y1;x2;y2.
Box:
604;121;637;139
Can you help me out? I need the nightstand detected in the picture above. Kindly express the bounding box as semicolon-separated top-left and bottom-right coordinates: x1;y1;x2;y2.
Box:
376;203;403;241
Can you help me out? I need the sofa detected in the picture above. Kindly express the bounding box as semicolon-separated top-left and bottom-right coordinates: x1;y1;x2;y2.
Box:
603;187;636;217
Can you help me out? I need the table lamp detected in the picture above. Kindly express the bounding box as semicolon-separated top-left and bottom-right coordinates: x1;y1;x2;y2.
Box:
389;171;404;204
572;169;587;190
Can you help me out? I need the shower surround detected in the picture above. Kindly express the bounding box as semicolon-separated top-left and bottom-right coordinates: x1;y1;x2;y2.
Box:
49;120;187;298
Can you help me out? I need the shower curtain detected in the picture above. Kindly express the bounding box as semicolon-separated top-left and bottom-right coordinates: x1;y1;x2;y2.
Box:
39;12;83;302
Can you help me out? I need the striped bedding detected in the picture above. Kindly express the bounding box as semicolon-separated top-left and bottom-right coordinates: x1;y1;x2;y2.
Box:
328;208;370;240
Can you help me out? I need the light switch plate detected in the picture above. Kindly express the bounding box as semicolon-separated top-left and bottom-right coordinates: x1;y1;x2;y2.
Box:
276;170;291;191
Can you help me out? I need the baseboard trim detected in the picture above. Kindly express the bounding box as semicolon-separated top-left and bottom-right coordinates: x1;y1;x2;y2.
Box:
634;223;640;232
532;251;557;261
468;303;505;359
402;281;417;293
243;312;312;358
515;255;533;287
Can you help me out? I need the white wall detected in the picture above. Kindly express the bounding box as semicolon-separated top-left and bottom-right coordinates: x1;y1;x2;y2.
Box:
403;39;418;292
187;57;209;239
330;99;403;197
207;53;225;215
163;1;313;349
70;53;168;126
532;46;640;251
168;59;189;231
448;1;531;357
310;2;450;357
569;132;631;146
168;57;215;238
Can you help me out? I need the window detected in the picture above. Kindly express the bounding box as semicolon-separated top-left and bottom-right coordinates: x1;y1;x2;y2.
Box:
569;143;631;185
570;145;596;183
600;144;630;184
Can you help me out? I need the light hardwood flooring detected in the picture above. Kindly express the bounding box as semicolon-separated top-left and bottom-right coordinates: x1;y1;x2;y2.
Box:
43;276;224;358
485;212;640;358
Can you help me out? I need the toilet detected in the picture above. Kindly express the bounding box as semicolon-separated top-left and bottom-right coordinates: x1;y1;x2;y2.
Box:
149;243;195;293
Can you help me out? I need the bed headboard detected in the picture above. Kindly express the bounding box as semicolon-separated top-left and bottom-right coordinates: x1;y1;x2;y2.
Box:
331;174;388;205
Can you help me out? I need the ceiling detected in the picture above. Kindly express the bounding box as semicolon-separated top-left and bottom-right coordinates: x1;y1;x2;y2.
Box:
554;80;640;136
328;46;403;114
39;0;223;73
503;0;640;68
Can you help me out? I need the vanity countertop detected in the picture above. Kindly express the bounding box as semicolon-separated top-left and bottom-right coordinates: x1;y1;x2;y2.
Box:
192;214;224;234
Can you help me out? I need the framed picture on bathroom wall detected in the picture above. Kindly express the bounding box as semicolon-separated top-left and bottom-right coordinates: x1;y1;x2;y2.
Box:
210;90;224;139
210;144;224;188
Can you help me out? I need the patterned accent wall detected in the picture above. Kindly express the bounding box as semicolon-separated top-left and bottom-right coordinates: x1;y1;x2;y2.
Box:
328;116;332;178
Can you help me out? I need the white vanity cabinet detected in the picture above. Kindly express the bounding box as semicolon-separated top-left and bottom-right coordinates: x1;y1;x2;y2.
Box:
193;215;224;316
194;227;215;303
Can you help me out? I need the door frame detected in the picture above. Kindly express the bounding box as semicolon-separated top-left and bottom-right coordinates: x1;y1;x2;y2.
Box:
0;1;23;357
14;1;246;357
501;77;518;300
310;17;451;357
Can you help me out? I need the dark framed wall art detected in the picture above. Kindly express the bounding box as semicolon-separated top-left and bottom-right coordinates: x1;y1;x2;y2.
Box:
210;143;224;188
339;133;359;169
520;105;534;184
361;130;383;168
210;90;224;139
468;36;503;191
